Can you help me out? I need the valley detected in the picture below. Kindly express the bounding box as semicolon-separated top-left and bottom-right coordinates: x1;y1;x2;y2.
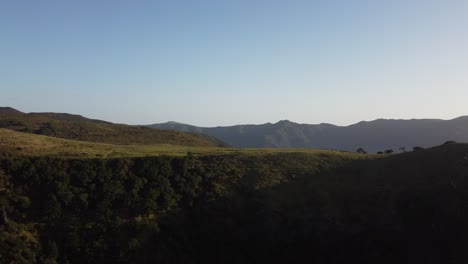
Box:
1;108;468;263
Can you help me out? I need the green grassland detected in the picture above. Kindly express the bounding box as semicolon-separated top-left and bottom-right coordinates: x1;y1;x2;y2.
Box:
0;128;368;159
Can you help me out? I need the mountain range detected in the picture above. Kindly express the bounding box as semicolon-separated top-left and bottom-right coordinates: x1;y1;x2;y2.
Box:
3;106;467;153
149;117;468;153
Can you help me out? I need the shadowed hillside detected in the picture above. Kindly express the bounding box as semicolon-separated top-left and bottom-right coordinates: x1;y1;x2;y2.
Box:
0;108;226;147
150;117;468;152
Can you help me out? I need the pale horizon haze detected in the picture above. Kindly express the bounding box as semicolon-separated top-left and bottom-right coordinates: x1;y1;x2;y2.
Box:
1;1;468;126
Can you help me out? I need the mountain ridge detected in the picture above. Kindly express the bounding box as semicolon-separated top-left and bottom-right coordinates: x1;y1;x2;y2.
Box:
150;116;468;152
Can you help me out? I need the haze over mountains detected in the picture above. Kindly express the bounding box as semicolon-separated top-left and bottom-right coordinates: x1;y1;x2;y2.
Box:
150;117;468;153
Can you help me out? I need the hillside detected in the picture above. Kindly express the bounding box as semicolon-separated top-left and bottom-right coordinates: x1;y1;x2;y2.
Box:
150;117;468;152
0;107;24;115
0;108;225;147
2;142;468;263
0;128;349;158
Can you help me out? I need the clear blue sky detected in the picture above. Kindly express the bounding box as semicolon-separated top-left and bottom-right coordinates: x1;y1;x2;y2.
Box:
1;1;468;126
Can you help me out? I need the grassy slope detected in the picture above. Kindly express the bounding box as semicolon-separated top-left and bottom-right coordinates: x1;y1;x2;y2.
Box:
0;111;225;147
0;128;366;159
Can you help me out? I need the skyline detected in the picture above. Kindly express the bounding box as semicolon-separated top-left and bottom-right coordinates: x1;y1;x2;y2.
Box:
2;1;468;126
3;105;468;128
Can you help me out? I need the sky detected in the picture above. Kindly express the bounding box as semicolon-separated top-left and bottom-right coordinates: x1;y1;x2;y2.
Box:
1;0;468;126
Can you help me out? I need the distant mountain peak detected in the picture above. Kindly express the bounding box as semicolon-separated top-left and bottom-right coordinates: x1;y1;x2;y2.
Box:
165;121;187;125
276;120;293;124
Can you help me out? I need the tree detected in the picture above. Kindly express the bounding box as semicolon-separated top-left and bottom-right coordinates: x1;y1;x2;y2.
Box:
47;240;59;260
36;122;56;136
356;148;367;154
0;169;9;225
413;146;424;151
399;147;406;153
384;149;393;155
45;194;62;221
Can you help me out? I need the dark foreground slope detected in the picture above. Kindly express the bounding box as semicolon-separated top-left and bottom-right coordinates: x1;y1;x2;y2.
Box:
150;117;468;152
0;108;225;147
1;144;468;263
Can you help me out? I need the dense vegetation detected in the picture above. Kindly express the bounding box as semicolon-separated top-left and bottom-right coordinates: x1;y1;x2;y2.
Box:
0;108;225;147
2;143;468;263
0;155;207;263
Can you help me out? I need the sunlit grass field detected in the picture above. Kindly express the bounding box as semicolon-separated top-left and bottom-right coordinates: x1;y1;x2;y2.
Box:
0;128;369;159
